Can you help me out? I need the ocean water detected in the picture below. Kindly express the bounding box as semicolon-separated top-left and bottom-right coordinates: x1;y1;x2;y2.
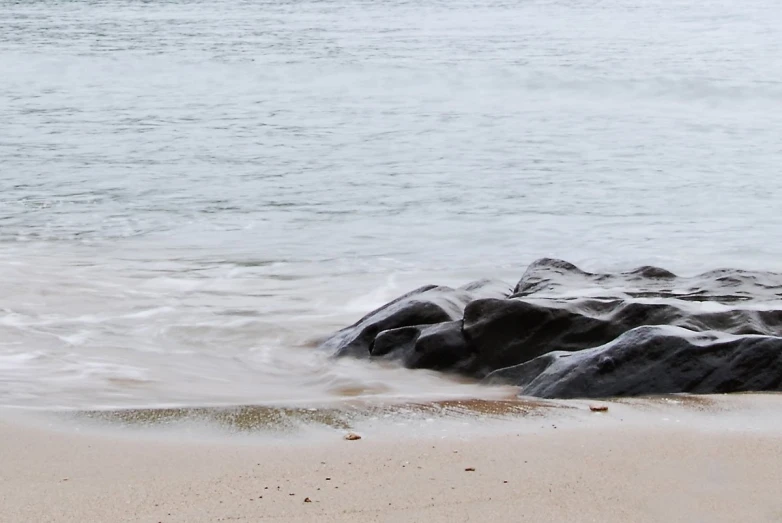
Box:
1;0;781;410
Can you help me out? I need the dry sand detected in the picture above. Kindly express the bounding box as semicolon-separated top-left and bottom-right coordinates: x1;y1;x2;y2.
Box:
2;396;782;523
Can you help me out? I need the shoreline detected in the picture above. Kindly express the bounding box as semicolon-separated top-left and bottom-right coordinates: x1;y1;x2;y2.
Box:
2;394;782;522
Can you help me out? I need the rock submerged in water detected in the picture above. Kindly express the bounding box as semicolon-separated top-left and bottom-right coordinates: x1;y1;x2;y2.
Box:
318;258;782;398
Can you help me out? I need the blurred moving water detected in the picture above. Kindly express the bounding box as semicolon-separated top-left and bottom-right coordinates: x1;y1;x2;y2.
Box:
1;0;781;409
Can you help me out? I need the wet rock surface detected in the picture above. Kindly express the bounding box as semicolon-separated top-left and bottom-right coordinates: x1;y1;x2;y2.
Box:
319;279;510;358
485;326;782;398
372;320;471;371
319;259;782;398
513;257;782;303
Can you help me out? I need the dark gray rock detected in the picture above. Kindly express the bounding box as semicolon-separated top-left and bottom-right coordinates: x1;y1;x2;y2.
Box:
319;279;510;358
373;321;471;371
485;326;782;398
462;298;614;376
319;258;782;398
463;296;782;376
371;326;421;358
513;257;782;303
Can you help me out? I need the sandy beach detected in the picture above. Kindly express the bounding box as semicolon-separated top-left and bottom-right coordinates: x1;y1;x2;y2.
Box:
2;396;782;523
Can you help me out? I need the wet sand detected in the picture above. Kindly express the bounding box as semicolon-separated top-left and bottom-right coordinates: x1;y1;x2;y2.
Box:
2;395;782;523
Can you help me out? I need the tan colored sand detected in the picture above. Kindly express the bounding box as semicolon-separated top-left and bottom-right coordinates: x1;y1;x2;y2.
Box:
2;406;782;523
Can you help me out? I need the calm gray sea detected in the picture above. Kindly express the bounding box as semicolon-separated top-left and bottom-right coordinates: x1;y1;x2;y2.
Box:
1;0;781;409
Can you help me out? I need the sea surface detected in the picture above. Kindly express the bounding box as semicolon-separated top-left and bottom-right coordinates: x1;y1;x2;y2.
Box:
1;0;781;410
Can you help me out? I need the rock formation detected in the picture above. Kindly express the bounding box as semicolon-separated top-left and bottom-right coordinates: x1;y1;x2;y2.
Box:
319;258;782;398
